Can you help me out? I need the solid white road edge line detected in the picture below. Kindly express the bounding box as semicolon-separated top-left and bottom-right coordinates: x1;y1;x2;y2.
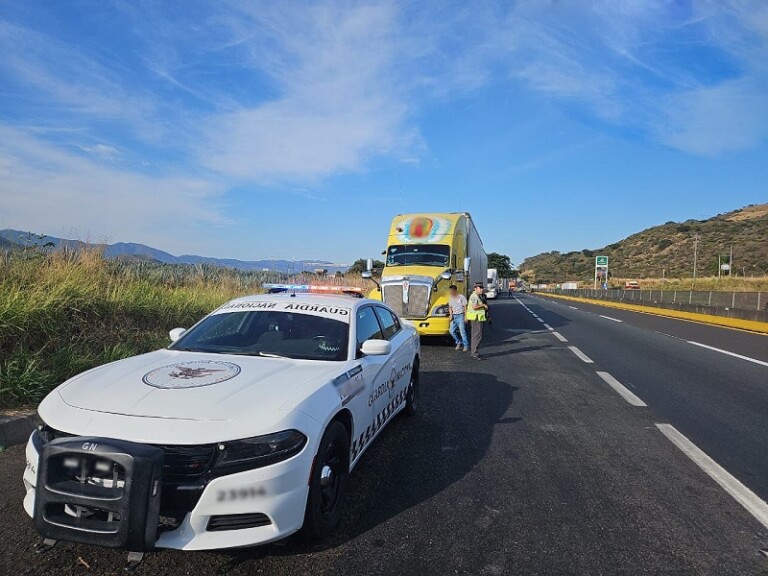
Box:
687;341;768;368
542;323;553;331
599;314;623;323
552;332;568;342
656;423;768;531
568;346;594;363
596;371;647;407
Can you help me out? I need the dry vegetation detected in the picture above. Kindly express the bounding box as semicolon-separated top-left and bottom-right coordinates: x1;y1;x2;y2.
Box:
520;203;768;284
0;249;368;408
607;277;768;291
0;249;257;407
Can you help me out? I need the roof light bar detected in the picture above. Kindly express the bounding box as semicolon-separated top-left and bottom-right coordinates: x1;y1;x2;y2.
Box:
263;283;364;294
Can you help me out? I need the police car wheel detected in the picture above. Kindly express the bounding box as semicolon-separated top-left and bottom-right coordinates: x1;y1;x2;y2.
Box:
403;360;419;417
303;421;349;539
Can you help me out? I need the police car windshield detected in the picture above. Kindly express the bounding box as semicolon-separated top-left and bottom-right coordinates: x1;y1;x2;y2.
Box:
387;244;450;267
171;310;349;361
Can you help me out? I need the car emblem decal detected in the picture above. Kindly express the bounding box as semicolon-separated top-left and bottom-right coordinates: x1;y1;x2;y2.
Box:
143;361;241;389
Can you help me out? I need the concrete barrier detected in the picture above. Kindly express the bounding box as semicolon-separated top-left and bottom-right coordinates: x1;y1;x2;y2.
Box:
536;292;768;334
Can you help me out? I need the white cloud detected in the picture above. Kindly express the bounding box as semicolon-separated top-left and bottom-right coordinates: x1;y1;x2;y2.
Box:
197;2;418;183
485;0;768;155
1;0;767;261
79;144;121;160
657;77;768;155
0;125;229;253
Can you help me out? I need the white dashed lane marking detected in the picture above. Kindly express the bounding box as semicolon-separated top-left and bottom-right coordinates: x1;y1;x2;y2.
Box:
515;296;570;345
568;306;578;310
568;346;594;364
657;424;768;530
599;314;623;323
596;371;646;407
687;341;768;368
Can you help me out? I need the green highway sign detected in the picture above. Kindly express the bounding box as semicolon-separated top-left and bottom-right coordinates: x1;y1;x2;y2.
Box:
595;255;609;266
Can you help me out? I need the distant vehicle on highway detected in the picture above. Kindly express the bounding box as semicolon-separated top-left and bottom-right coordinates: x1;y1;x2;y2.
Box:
363;212;487;337
624;281;641;290
486;268;499;299
22;292;420;561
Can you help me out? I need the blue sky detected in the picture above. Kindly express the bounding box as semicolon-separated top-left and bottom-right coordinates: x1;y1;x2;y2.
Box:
1;1;766;266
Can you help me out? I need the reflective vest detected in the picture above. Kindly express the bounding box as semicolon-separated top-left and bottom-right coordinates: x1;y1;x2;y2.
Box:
466;294;487;322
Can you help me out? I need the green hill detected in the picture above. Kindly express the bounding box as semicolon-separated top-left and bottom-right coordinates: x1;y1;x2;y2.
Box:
520;204;768;282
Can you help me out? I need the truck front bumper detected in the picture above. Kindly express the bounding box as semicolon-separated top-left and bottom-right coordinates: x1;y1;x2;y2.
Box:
409;316;452;336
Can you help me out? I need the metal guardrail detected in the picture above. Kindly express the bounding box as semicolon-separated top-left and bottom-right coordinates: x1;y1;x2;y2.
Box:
547;289;767;312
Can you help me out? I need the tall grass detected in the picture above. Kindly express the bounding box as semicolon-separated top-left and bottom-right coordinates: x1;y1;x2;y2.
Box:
0;249;273;408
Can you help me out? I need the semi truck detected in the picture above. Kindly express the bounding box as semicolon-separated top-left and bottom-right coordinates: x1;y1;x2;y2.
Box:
486;268;499;299
364;212;487;337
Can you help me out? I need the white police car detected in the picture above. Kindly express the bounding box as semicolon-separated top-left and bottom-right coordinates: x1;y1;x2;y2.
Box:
22;291;420;558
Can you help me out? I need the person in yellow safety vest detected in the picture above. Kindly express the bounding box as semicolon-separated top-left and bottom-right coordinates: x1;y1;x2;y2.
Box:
466;283;489;360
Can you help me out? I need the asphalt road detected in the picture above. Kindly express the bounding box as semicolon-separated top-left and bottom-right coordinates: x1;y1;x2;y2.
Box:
1;296;767;575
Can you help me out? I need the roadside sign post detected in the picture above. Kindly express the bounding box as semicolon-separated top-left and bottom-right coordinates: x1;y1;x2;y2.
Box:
594;256;609;290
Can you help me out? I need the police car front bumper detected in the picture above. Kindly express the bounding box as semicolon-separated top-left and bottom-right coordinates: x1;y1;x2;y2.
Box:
23;430;314;551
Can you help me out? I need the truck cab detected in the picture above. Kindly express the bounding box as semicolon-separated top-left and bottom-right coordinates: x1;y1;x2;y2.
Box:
364;213;487;337
486;268;499;299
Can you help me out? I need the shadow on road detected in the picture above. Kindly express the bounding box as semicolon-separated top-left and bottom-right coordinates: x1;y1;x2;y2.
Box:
217;370;517;571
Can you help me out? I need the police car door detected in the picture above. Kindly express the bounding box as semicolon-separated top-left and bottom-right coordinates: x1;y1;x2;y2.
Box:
373;306;413;417
350;306;391;464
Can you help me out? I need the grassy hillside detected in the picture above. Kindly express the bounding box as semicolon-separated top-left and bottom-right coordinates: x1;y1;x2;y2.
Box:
520;204;768;284
0;250;266;408
0;249;370;409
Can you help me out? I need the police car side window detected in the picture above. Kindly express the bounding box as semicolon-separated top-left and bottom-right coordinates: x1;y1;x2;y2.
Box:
356;307;384;357
374;307;401;340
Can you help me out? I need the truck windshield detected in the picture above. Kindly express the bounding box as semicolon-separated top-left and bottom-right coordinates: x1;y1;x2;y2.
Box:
386;244;450;267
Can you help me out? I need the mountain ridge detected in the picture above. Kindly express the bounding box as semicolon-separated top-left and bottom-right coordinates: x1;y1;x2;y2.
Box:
519;204;768;282
0;230;348;274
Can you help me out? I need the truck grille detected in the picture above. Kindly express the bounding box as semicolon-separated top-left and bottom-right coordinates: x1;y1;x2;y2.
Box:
382;283;431;318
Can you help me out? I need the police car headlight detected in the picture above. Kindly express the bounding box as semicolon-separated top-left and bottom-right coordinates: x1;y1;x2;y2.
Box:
432;305;450;317
215;430;307;470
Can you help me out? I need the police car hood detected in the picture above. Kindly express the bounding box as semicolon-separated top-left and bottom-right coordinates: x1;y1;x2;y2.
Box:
53;349;343;422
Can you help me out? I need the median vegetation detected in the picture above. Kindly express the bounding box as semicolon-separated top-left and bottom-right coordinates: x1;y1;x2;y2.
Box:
0;249;265;408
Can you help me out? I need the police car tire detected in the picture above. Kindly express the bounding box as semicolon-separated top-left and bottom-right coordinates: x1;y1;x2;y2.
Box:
303;420;349;539
403;359;419;417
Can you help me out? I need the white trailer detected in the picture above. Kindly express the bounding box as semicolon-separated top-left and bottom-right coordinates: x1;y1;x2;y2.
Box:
465;215;487;292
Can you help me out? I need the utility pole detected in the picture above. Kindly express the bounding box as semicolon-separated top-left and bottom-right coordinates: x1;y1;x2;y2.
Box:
729;245;733;277
718;254;721;279
692;233;701;289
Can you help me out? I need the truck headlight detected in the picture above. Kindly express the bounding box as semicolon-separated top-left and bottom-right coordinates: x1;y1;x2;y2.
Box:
214;430;307;471
432;305;450;317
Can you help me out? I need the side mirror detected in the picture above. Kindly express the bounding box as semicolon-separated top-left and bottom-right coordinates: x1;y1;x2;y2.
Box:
169;327;186;342
361;271;372;279
366;258;374;272
464;257;471;272
440;270;452;281
360;339;391;356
